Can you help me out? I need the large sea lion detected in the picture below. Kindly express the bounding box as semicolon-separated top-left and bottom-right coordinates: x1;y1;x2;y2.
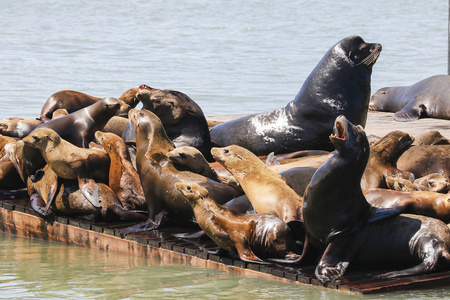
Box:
396;145;450;179
360;130;415;190
369;75;450;121
175;182;302;263
301;115;450;283
23;128;110;208
95;131;146;210
0;117;42;138
211;145;303;223
136;85;213;161
127;109;236;231
210;35;382;155
39;87;140;121
364;189;450;223
23;97;120;180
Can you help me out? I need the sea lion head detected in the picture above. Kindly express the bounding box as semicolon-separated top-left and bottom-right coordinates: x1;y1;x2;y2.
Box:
330;115;369;166
334;35;382;69
211;145;262;174
119;87;141;108
167;146;207;173
414;173;450;193
23;128;61;149
175;182;209;207
100;97;121;112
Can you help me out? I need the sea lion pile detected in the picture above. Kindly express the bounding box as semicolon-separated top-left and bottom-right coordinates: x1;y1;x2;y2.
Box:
1;35;450;283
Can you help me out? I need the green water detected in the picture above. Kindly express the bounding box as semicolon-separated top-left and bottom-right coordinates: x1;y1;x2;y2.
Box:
0;233;449;299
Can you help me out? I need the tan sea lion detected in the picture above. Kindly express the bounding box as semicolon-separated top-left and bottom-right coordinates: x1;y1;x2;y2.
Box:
386;173;449;193
95;131;146;210
175;182;302;263
412;131;449;145
39;88;140;122
301;115;450;284
51;109;69;119
101;116;130;137
360;130;415;190
0;117;42;139
211;145;303;223
126;109;236;232
0;154;26;190
364;189;450;223
23;128;110;208
397;145;450;179
4;140;26;183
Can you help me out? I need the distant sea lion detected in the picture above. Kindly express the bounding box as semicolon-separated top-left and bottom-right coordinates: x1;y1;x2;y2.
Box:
136;85;213;161
364;188;450;223
360;130;415;190
386;173;449;193
175;182;302;263
396;145;450;178
301;115;450;284
127;109;236;231
23;128;110;208
369;75;450;121
95;131;146;210
0;117;42;138
211;145;303;223
210;35;382;155
39;87;140;121
23;97;120;180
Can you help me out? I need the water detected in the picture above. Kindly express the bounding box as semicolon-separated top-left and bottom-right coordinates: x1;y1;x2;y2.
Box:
0;0;449;298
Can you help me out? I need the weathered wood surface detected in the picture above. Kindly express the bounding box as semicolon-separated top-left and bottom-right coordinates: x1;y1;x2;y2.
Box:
1;198;450;294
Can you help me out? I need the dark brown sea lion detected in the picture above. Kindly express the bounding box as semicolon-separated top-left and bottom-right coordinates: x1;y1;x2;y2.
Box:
211;145;303;223
39;88;140;122
23;128;110;208
95;131;146;210
210;35;382;155
0;154;26;190
175;182;302;263
301;115;450;283
127;108;236;231
28;165;146;221
396;145;450;179
0;117;42;138
386;173;449;193
136;85;213;161
360;130;415;190
364;188;450;223
23;97;120;181
369;75;450;121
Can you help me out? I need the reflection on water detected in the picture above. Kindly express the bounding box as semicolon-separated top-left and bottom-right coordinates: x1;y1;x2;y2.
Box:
0;233;449;299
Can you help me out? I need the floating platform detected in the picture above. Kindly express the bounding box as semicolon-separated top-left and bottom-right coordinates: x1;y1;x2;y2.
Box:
1;196;450;295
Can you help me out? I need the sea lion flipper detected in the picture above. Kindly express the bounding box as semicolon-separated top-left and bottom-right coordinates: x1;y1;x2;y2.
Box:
265;152;281;166
120;210;165;234
393;100;422;122
368;206;403;223
173;230;207;239
78;177;102;208
230;232;267;264
42;176;60;215
30;193;48;216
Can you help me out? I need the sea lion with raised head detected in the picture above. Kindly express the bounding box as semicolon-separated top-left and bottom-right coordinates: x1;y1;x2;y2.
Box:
126;108;236;232
23;128;110;208
211;145;303;223
175;182;302;263
136;85;213;161
369;75;450;121
301;115;450;284
210;35;382;155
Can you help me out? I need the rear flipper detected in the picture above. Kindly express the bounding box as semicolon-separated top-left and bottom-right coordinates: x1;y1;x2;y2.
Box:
120;210;165;234
173;230;207;239
268;252;302;264
103;205;148;222
30;193;48;216
78;178;101;208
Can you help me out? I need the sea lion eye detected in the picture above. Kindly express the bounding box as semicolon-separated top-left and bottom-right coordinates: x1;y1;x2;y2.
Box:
186;185;191;191
179;153;187;158
224;149;229;154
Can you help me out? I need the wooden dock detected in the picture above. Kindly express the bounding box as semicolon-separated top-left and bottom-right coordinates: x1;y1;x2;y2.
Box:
1;111;450;294
1;196;450;295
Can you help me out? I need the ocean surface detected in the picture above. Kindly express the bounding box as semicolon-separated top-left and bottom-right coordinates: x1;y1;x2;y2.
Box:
1;0;449;298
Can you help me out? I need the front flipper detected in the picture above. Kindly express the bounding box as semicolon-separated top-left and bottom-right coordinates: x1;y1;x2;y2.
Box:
268;252;302;264
230;232;268;265
207;247;229;256
43;177;60;215
315;236;356;284
30;193;49;216
78;177;101;208
120;210;165;234
393;99;423;122
173;230;207;239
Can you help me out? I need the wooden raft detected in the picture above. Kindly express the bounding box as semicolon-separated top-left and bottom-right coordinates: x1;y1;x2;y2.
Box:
0;196;450;295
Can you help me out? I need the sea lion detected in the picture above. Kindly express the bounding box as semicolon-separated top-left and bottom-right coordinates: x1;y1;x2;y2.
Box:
210;35;382;155
23;128;110;208
360;130;415;190
369;75;450;121
95;131;146;210
136;85;213;161
412;131;449;146
175;182;302;263
364;188;450;223
4;140;26;183
396;145;450;179
211;145;303;223
0;155;26;190
386;173;449;193
28;165;146;221
301;115;450;283
51;109;69;119
23;97;120;180
101;116;130;137
127;108;236;231
39;88;140;121
0;117;42;138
